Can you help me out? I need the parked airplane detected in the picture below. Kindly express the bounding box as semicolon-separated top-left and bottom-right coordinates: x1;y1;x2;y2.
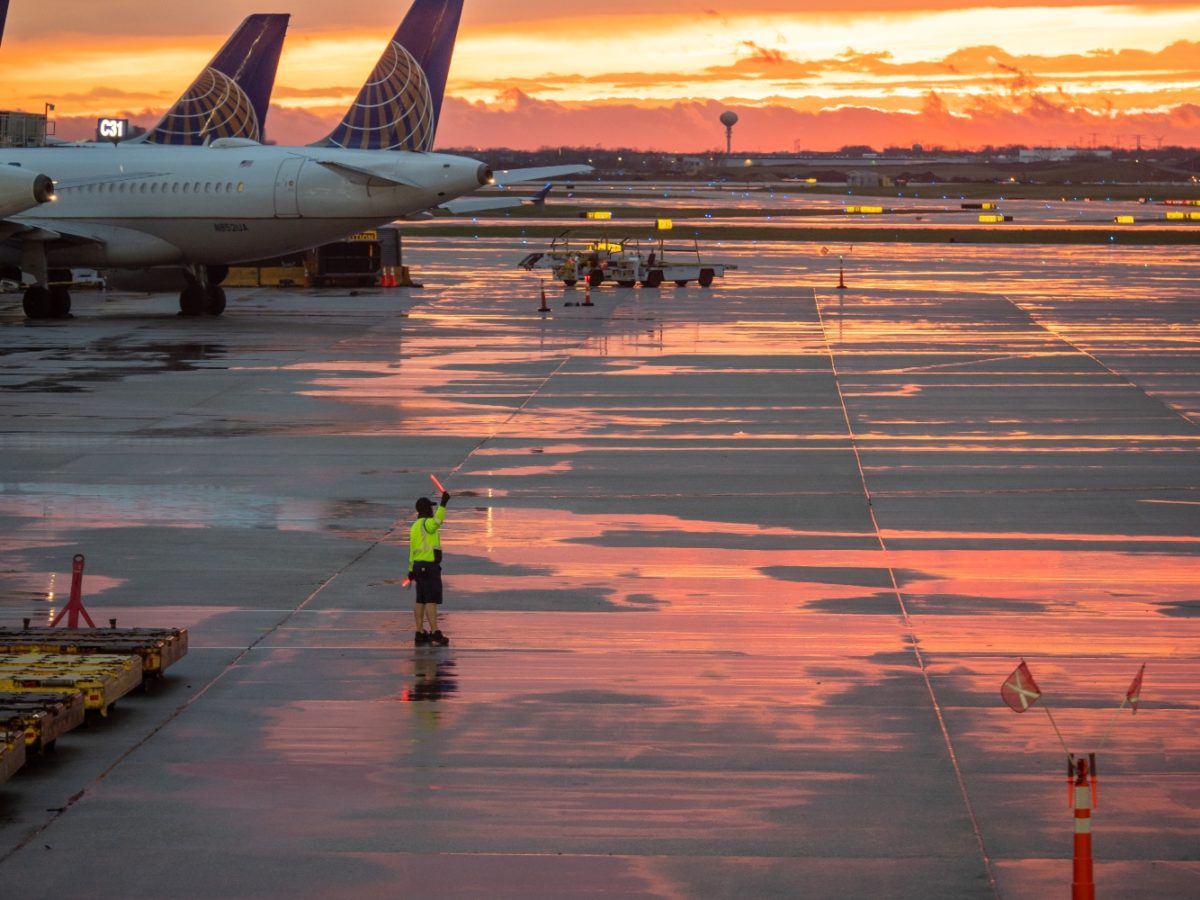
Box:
1;4;490;319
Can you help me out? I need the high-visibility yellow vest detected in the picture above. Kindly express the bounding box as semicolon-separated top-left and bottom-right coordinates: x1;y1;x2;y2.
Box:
408;506;445;565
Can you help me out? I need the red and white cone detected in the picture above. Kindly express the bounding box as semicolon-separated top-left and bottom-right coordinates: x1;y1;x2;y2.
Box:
538;282;549;313
582;277;594;306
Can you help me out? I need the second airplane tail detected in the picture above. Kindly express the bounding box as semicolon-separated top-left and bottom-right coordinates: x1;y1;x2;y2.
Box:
313;0;464;152
140;13;289;146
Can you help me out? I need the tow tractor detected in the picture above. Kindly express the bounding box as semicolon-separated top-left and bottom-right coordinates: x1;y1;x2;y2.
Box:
518;232;735;288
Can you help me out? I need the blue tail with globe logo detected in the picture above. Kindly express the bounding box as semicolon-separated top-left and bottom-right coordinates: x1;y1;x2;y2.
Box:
139;13;289;145
313;0;463;152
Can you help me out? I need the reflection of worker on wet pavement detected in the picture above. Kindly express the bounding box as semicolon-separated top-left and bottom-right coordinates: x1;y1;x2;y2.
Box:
402;656;459;702
409;489;451;646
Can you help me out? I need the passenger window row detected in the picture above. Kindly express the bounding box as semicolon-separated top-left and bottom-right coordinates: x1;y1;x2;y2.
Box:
60;181;247;195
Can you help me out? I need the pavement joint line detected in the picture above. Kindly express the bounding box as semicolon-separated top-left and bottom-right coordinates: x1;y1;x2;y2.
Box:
1005;292;1200;431
440;292;614;483
813;286;1000;897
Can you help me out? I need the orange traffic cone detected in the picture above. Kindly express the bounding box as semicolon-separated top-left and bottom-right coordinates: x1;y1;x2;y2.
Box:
582;277;594;306
538;282;550;313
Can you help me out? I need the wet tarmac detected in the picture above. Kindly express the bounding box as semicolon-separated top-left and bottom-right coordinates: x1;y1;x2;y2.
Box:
0;239;1197;898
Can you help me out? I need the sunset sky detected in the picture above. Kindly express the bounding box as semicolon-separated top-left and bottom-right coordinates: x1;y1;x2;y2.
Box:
3;1;1199;152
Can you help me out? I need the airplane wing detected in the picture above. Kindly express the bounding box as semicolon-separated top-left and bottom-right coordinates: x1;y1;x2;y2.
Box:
427;183;555;216
489;165;591;187
437;196;526;215
2;215;184;262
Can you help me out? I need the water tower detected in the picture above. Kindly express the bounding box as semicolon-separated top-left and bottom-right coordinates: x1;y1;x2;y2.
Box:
719;110;738;155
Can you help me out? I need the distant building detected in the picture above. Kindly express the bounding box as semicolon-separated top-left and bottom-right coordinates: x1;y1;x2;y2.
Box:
0;111;47;148
847;170;893;188
1018;148;1114;162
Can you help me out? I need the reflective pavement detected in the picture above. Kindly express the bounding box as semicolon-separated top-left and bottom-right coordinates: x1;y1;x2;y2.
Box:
0;239;1197;898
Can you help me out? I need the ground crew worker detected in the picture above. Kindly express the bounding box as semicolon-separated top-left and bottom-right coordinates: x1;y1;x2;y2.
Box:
409;489;451;646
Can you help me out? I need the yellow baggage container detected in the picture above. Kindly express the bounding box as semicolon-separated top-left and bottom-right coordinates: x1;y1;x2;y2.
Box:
0;627;188;678
0;691;85;751
1;728;25;783
0;653;143;716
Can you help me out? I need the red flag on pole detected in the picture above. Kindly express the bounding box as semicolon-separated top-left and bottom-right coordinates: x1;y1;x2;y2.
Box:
1001;660;1043;712
1126;664;1145;714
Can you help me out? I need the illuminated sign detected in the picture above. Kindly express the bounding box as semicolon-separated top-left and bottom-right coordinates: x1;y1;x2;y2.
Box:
978;214;1014;223
97;117;128;141
347;230;378;241
844;205;883;214
656;218;673;230
1113;215;1135;224
585;210;612;220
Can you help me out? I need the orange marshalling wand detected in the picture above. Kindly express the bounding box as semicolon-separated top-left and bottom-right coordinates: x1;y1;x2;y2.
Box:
431;474;446;494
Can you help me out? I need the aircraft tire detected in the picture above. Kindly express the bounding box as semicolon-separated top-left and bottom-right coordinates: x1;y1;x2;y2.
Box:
179;284;207;316
675;280;688;287
205;285;227;316
49;286;72;318
22;285;53;320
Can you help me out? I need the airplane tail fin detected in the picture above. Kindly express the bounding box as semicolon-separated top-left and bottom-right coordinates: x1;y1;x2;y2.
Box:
313;0;463;151
140;13;289;145
0;0;10;47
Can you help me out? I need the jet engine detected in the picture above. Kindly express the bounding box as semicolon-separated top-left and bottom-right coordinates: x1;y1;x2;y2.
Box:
0;165;55;217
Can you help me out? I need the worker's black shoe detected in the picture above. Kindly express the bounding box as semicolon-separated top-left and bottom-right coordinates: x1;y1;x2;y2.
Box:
414;630;429;646
429;630;450;646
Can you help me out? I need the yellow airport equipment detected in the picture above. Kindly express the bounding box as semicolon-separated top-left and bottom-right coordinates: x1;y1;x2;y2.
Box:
1;728;24;783
0;653;143;716
0;627;188;679
586;241;623;254
0;691;86;751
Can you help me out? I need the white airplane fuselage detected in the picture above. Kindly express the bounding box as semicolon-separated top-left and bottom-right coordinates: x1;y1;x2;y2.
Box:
0;142;489;268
